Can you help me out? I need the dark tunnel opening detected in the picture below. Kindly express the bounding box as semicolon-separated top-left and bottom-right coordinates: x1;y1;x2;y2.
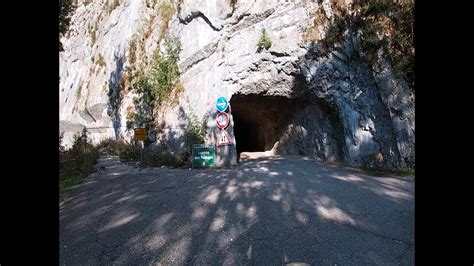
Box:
233;115;265;153
230;93;306;161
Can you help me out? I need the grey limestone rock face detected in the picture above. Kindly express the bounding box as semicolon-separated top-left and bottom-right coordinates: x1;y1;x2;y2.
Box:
60;0;414;168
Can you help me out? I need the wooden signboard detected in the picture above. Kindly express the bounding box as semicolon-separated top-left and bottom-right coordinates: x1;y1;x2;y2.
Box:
134;128;148;141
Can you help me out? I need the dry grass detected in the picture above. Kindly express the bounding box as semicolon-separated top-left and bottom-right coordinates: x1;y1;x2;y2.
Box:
170;81;184;106
303;7;327;43
159;2;175;39
107;0;120;13
126;105;135;120
97;53;106;68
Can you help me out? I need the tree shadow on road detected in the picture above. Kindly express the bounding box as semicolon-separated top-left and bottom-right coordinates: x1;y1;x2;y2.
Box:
60;154;414;265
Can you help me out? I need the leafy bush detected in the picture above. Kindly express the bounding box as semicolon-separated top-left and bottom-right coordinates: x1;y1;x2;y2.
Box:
143;148;187;168
317;0;414;88
128;36;137;65
133;36;181;106
116;139;141;161
97;138;119;155
186;113;208;149
257;28;272;50
322;19;346;50
395;167;415;176
353;0;414;87
101;138;189;168
119;112;209;168
127;36;182;130
149;36;182;104
59;0;77;50
59;128;99;202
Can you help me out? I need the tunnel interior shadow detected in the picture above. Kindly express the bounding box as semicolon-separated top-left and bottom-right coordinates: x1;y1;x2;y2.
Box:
230;93;310;161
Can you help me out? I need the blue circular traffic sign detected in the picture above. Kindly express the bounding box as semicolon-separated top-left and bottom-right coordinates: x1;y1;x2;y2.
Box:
216;96;229;112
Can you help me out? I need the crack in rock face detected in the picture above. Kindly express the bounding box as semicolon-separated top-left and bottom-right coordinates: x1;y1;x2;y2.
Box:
60;0;414;169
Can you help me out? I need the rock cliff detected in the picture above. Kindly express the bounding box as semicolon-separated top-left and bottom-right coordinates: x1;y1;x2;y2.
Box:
60;0;414;169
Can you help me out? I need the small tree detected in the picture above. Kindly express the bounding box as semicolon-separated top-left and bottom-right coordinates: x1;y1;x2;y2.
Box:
179;113;209;164
257;28;272;50
59;0;76;51
186;113;208;149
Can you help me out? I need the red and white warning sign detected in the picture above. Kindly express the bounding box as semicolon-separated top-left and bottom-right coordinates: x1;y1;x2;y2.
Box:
216;112;230;129
217;129;232;146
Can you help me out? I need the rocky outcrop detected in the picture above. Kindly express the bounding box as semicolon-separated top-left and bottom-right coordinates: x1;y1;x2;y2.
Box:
60;0;414;169
296;25;414;168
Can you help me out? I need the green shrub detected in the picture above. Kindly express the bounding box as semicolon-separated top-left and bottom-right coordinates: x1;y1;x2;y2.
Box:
59;0;77;50
394;167;415;176
59;128;99;202
257;28;272;50
128;36;137;65
97;138;119;155
186;113;208;149
128;36;182;131
133;36;181;106
116;139;141;161
97;53;106;68
311;0;415;88
143;148;185;168
59;131;66;153
352;0;414;87
108;138;189;168
149;36;182;104
322;19;346;50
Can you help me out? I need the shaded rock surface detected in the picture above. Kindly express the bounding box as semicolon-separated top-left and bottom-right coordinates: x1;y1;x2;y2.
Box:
60;0;414;168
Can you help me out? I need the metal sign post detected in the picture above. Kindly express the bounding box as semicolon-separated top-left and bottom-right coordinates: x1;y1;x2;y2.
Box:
140;141;144;168
134;128;148;168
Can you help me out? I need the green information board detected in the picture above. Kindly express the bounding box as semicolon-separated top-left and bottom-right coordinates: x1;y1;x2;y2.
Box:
192;144;215;168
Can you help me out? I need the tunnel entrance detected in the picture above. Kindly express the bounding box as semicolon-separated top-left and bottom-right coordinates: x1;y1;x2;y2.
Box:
230;94;303;161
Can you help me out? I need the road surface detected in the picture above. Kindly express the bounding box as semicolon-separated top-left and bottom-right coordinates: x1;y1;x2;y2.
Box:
60;154;414;265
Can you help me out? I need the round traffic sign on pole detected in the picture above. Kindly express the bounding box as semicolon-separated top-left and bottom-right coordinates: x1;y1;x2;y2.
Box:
216;96;229;112
216;112;230;129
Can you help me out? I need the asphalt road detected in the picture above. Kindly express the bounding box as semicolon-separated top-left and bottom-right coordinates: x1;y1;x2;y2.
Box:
60;154;414;265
